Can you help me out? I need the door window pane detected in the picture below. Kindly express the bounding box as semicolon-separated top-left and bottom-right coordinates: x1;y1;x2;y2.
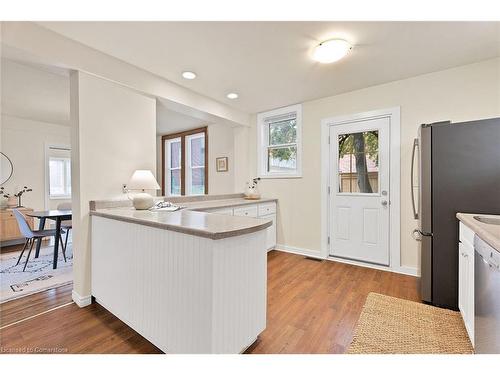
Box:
338;131;379;193
267;146;297;173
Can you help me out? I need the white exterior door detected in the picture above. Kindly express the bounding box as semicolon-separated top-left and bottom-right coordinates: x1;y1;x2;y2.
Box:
329;117;390;265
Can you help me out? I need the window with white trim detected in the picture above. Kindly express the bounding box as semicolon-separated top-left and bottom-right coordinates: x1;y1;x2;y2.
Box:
257;104;302;178
185;133;206;195
49;157;71;198
165;137;182;196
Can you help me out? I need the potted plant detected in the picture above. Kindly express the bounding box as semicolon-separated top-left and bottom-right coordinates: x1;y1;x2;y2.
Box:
244;178;261;200
0;187;16;208
13;186;32;208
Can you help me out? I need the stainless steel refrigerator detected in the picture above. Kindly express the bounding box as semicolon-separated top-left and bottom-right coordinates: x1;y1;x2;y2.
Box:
412;118;500;310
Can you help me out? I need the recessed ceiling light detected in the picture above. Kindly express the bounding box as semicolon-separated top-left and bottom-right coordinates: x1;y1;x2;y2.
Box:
226;92;239;99
182;71;197;80
312;39;352;64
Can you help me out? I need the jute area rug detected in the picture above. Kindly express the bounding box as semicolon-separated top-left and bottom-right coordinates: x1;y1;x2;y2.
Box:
347;293;473;354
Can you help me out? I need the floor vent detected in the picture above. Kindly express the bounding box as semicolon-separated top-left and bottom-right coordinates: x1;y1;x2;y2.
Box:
304;256;323;262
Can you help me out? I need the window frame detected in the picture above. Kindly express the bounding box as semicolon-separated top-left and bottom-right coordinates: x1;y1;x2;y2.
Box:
161;126;208;196
257;104;302;178
48;156;72;199
164;137;182;197
336;129;380;195
185;132;206;196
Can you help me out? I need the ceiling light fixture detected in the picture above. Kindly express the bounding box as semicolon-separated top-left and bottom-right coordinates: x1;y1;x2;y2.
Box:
182;71;197;80
312;39;352;64
226;93;239;99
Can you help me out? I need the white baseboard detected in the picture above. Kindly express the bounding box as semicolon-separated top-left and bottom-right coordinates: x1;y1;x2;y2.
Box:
394;265;420;277
275;244;322;259
72;290;92;308
275;244;419;277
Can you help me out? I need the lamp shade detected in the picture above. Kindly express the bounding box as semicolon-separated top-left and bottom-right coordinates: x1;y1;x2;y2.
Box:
128;170;160;191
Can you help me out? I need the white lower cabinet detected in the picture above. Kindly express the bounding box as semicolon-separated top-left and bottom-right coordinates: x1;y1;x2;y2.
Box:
260;213;277;251
233;205;259;218
208;202;277;251
458;223;475;347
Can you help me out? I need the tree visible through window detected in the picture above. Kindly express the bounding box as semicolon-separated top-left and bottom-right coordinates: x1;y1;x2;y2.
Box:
267;118;297;173
338;131;379;193
258;104;302;178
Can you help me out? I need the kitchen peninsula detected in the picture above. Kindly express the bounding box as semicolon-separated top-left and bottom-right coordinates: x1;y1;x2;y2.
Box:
89;194;277;354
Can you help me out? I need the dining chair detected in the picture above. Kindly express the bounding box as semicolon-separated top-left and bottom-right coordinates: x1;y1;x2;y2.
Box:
57;202;72;253
13;209;67;272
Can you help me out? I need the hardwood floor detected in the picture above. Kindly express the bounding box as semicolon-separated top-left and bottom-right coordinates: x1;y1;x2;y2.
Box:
0;250;419;354
0;240;50;255
0;284;74;328
245;251;420;354
1;243;26;255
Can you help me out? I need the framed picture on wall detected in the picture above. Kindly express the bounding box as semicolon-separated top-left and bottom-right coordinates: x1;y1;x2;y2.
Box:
216;157;228;172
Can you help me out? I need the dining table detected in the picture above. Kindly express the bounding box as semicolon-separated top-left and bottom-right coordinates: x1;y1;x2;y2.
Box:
26;210;72;269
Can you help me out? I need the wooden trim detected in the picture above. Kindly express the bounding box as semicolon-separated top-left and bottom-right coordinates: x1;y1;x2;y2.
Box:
161;126;208;196
204;127;209;194
161;135;165;195
180;135;186;195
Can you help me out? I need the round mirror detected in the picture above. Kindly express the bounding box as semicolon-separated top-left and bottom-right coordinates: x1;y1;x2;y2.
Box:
0;152;13;185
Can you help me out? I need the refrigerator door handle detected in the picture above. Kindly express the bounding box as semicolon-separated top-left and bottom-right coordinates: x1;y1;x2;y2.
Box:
412;229;422;241
413;228;433;241
411;138;419;220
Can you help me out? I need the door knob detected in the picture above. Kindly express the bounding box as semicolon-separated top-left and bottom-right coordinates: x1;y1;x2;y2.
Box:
381;200;388;206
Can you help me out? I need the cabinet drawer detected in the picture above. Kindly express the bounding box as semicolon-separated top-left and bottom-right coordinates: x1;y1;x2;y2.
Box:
258;202;276;216
459;222;475;248
233;205;258;218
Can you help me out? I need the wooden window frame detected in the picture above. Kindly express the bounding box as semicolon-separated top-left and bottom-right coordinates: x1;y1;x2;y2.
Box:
161;126;208;196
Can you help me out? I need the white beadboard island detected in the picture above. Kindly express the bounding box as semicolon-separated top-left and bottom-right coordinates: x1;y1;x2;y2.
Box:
89;195;275;354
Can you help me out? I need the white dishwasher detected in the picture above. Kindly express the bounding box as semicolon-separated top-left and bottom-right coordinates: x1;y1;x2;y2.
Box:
474;235;500;353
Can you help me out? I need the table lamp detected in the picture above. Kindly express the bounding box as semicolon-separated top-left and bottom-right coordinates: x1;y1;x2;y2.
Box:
127;170;160;210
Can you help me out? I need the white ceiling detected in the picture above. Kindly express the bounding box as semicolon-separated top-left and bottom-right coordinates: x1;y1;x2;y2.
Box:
39;21;500;114
0;57;212;134
1;58;70;125
156;98;208;135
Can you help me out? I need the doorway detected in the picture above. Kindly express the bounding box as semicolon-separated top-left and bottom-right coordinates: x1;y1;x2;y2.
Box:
321;108;401;270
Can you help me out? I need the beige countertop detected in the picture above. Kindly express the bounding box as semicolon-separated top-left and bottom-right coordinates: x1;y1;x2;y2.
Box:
180;197;277;211
456;213;500;250
90;196;276;240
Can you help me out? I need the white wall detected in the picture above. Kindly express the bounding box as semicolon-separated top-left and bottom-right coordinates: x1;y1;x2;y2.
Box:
156;123;236;196
0;115;70;212
236;58;500;272
207;124;235;195
71;71;156;299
